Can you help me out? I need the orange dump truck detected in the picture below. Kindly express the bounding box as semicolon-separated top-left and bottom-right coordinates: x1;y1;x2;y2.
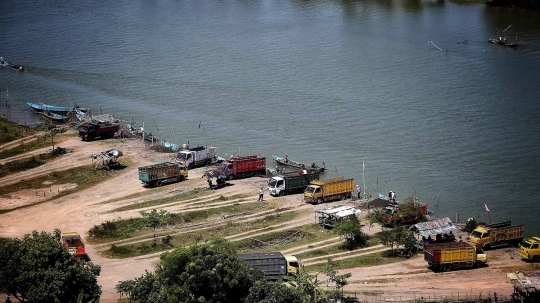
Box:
304;177;354;204
61;232;88;260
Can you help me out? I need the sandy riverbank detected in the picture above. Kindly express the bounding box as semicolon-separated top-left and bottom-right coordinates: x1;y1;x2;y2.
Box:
0;130;536;302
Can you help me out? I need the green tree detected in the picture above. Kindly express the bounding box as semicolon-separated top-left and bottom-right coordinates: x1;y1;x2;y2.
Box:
139;209;170;247
463;217;477;233
245;280;303;303
0;230;101;303
334;215;369;249
38;126;66;151
321;258;351;299
378;226;408;254
117;238;263;303
287;270;329;303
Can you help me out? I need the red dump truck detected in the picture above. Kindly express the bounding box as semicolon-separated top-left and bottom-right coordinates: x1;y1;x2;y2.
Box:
61;232;89;260
217;155;266;180
79;122;119;141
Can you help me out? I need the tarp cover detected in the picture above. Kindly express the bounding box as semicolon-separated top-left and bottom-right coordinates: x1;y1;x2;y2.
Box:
413;217;457;237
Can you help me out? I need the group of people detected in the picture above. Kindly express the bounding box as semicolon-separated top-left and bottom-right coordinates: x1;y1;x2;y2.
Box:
421;231;458;246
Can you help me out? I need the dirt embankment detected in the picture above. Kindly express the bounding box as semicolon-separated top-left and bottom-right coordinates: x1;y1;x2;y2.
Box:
0;131;537;302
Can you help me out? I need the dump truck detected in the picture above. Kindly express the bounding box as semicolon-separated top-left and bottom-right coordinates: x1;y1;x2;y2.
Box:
268;171;320;196
138;162;188;187
217;155;266;180
469;221;524;250
381;201;429;226
237;252;302;280
304;177;354;204
520;237;540;261
61;232;89;260
424;242;487;272
78;122;119;141
176;145;217;169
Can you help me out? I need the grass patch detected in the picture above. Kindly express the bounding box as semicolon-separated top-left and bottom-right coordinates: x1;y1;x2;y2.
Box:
102;210;303;258
108;187;213;212
0;117;43;145
296;237;381;260
234;223;337;254
89;201;276;244
0;155;49;178
0;135;69;159
0;165;120;213
305;251;410;272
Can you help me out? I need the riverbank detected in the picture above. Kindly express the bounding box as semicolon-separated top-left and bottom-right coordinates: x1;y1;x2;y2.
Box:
0;126;537;302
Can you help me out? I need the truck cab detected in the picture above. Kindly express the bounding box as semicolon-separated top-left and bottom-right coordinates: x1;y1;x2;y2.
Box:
520;237;540;261
284;255;303;275
304;185;321;203
268;176;285;196
469;226;489;247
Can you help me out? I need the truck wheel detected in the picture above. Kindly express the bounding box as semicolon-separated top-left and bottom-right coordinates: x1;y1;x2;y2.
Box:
316;198;323;205
442;264;452;272
339;194;346;201
228;174;234;180
483;244;491;251
279;191;285;197
156;180;163;187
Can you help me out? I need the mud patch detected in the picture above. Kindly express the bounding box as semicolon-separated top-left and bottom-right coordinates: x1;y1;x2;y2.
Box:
0;183;78;210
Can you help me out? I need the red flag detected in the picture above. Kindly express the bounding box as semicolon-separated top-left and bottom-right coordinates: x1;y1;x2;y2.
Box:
484;203;490;213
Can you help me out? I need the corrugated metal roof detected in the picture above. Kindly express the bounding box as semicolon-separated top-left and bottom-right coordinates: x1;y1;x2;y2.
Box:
413;217;457;237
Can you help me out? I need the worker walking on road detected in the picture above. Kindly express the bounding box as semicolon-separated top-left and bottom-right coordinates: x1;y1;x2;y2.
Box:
258;187;264;202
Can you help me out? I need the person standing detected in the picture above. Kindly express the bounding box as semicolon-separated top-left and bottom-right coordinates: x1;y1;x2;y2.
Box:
258;187;264;201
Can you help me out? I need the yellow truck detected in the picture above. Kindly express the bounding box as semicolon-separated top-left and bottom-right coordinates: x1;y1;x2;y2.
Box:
424;242;487;272
304;177;354;204
469;221;524;250
520;237;540;261
237;252;303;280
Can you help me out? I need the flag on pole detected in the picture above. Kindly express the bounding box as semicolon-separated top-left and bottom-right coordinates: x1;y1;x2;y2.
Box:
484;203;490;213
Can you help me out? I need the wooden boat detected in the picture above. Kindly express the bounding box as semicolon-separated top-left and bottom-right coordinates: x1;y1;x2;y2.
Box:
272;155;325;173
27;102;89;113
40;111;67;122
1;60;25;72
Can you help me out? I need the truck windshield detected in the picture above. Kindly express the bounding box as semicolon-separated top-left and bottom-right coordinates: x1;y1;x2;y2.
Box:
268;179;277;188
305;186;315;193
470;230;483;238
289;261;299;268
178;153;188;160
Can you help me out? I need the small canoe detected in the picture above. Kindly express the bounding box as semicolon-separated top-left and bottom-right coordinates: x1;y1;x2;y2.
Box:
27;102;89;113
40;111;67;122
272;155;325;173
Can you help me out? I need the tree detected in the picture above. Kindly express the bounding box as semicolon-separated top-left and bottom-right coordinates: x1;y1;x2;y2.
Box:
378;226;408;254
287;270;329;303
0;230;101;303
117;238;263;303
463;217;477;233
321;258;352;300
334;215;369;249
38;126;66;151
139;209;170;247
245;280;303;303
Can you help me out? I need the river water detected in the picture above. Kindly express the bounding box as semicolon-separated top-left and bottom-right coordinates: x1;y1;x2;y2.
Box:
1;0;540;235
